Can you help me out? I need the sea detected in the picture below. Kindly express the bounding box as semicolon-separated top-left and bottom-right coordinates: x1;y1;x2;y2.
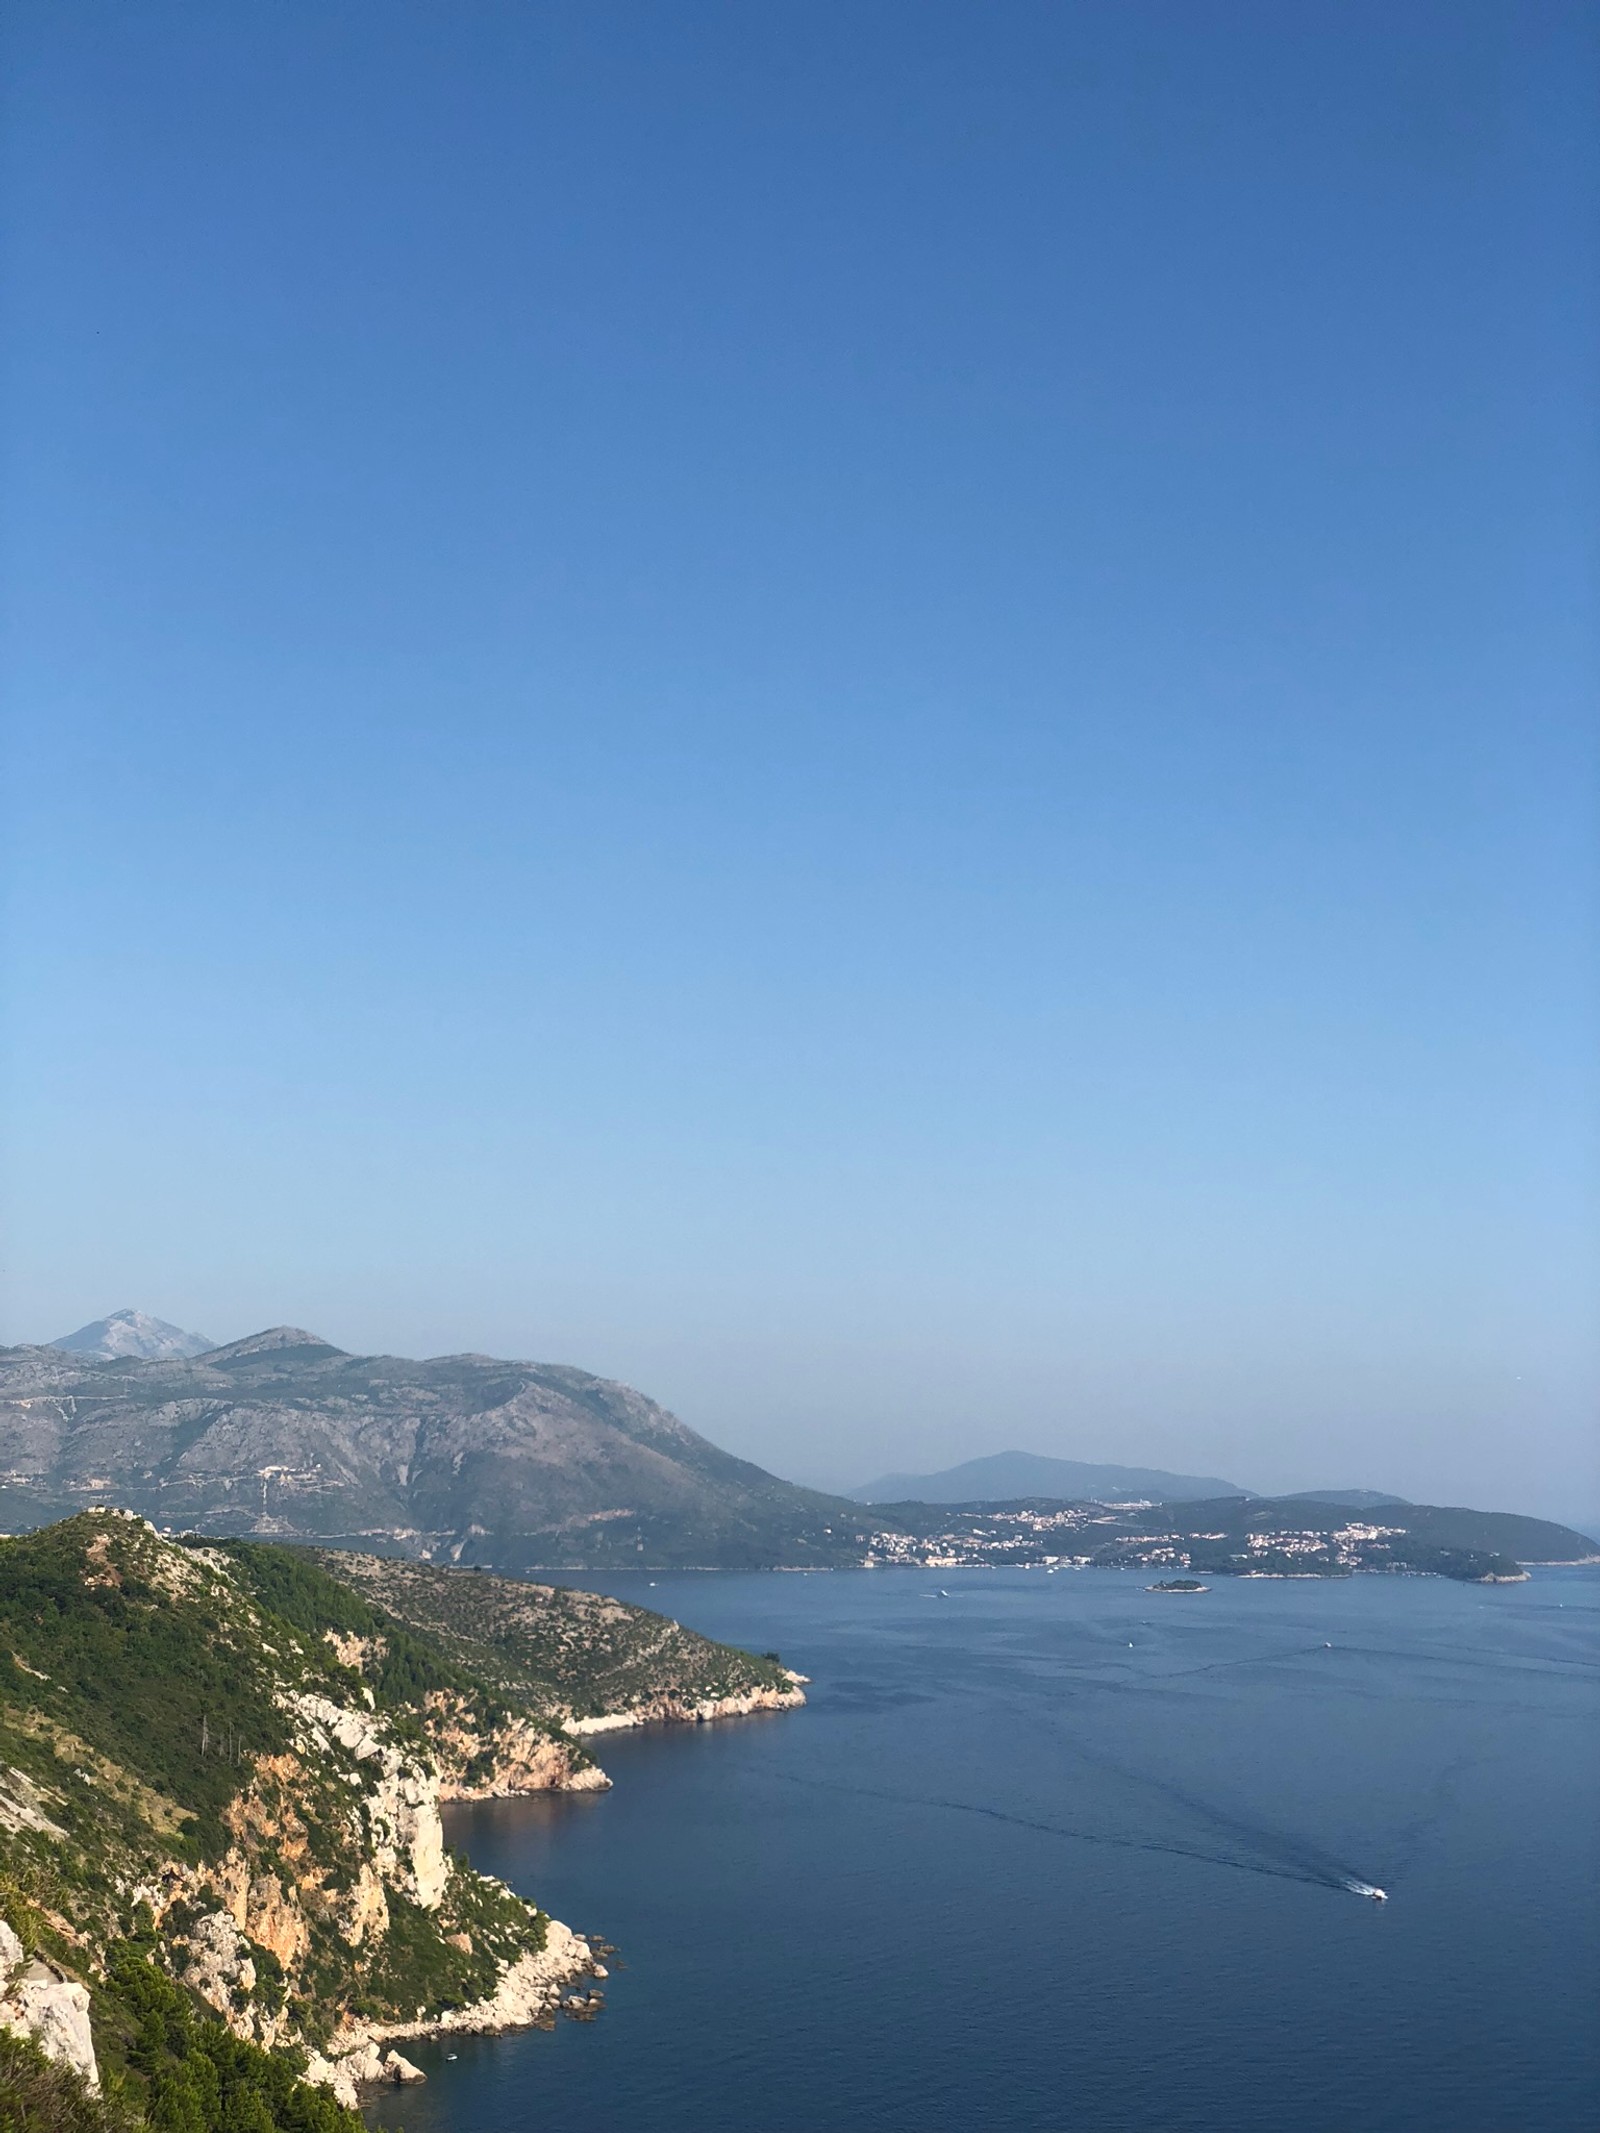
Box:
369;1565;1600;2133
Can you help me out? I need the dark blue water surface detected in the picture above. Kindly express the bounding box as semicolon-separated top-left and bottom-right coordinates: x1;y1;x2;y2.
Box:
371;1567;1599;2133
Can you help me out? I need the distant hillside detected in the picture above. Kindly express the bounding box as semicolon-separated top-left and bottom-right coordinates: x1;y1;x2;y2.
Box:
49;1308;215;1360
0;1328;871;1570
1283;1488;1411;1508
1187;1495;1599;1563
850;1449;1249;1505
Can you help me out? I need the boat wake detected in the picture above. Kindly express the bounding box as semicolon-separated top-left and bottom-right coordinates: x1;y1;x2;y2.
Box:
759;1768;1380;1899
1009;1703;1381;1900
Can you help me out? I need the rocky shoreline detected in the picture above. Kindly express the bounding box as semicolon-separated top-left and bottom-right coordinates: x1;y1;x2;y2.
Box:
0;1516;812;2122
563;1675;808;1736
307;1675;809;2106
305;1919;605;2106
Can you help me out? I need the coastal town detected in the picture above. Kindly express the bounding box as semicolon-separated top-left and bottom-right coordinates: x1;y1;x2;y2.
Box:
860;1500;1525;1581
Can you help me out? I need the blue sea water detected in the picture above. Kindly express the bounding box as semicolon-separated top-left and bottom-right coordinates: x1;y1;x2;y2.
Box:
370;1567;1599;2133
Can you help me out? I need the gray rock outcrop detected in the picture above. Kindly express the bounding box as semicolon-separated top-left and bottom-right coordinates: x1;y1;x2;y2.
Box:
0;1923;100;2091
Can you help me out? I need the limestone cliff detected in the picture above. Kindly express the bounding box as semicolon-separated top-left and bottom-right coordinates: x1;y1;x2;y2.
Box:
0;1518;595;2119
0;1918;99;2090
0;1509;804;2132
565;1677;808;1733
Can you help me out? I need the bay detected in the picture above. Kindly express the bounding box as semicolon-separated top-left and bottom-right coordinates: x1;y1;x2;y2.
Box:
371;1565;1599;2133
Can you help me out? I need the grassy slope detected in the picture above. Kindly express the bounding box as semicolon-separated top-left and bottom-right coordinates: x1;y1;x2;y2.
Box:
310;1552;794;1719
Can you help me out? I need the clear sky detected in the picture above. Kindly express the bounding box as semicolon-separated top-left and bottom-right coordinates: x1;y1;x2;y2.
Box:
3;1;1595;1519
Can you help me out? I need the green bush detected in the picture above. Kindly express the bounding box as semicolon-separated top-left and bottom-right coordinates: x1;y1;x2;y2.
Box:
0;2030;131;2133
105;1945;360;2133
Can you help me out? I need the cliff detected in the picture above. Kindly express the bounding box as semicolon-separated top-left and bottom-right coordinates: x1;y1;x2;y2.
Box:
0;1512;803;2130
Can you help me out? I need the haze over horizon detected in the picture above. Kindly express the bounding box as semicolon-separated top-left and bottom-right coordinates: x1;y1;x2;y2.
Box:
3;3;1596;1525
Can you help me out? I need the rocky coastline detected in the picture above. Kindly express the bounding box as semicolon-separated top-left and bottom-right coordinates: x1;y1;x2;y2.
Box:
0;1516;809;2124
563;1674;808;1735
304;1681;809;2104
305;1919;605;2106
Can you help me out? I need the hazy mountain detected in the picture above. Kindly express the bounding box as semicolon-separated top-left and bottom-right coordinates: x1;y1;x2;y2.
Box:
0;1328;869;1569
1283;1487;1411;1508
849;1449;1250;1505
50;1307;215;1360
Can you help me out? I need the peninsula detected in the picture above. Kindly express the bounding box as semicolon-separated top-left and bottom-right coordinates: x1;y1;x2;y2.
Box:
0;1511;802;2131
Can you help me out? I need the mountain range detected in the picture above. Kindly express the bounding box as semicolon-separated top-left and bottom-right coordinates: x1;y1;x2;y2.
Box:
3;1318;1592;1574
0;1325;865;1569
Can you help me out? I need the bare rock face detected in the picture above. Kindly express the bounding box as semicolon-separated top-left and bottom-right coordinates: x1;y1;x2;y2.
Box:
342;1861;391;1947
306;2042;382;2106
434;1711;612;1799
0;1928;100;2092
49;1309;215;1362
178;1909;257;2018
0;1764;66;1839
300;1916;599;2110
210;1857;311;1969
288;1692;449;1909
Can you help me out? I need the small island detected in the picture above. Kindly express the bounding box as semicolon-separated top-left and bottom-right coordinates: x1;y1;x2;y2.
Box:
1146;1577;1209;1592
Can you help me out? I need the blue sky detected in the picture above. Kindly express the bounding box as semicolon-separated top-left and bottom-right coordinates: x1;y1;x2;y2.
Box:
3;1;1595;1516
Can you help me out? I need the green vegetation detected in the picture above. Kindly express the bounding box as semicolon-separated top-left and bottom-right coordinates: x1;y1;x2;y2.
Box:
0;2032;129;2133
0;1516;561;2121
0;1518;291;1860
310;1552;796;1721
867;1491;1591;1577
0;1930;359;2133
209;1541;515;1740
100;1938;358;2133
1397;1546;1524;1582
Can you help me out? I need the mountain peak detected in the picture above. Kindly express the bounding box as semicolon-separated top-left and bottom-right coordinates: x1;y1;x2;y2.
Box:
201;1326;345;1362
50;1309;215;1361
